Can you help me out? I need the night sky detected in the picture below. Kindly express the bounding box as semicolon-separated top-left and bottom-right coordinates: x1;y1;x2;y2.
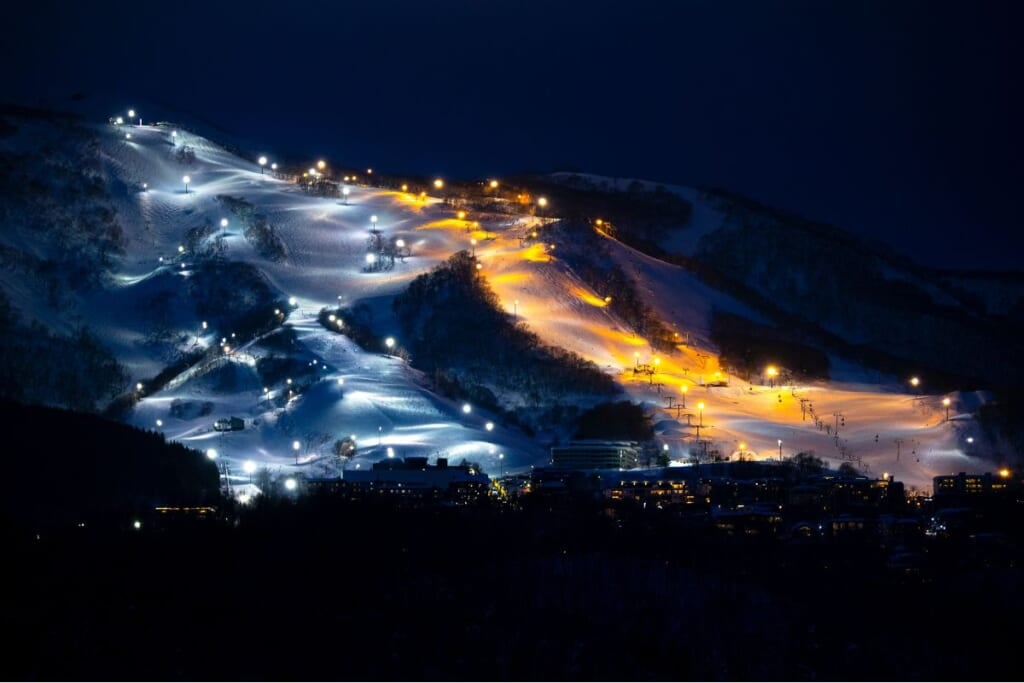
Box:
4;0;1020;270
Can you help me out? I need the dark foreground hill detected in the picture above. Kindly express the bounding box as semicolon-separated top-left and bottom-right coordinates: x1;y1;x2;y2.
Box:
0;400;219;532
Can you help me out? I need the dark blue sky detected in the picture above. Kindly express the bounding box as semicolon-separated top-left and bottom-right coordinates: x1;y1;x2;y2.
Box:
4;0;1020;270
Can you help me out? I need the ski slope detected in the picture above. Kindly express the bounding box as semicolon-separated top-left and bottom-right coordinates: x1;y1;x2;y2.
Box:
6;118;991;496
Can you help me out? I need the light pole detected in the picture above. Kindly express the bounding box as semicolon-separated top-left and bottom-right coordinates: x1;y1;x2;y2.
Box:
680;385;687;408
943;397;951;421
342;186;350;204
258;156;267;175
470;238;476;257
370;215;378;233
778;439;783;460
498;452;504;479
513;299;519;321
220;218;228;236
293;440;301;464
183;175;190;194
766;365;777;388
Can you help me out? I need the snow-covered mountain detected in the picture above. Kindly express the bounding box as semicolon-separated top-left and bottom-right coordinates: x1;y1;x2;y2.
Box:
0;104;1009;494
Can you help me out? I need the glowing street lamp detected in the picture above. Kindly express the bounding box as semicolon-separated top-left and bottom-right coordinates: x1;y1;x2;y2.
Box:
258;156;267;174
462;403;472;414
206;448;218;460
317;159;326;171
485;421;494;432
537;196;548;208
293;440;301;464
284;477;297;491
182;175;191;193
433;178;444;190
766;365;778;387
342;186;350;204
943;397;951;421
489;180;499;189
457;210;467;220
680;384;687;408
470;238;477;257
370;215;378;232
778;439;783;460
271;163;278;171
220;218;228;234
243;459;256;482
513;299;519;321
910;376;920;389
385;336;395;351
634;351;640;369
697;401;705;428
498;452;504;478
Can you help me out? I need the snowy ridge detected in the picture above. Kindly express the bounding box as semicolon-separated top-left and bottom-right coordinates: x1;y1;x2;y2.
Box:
0;116;995;494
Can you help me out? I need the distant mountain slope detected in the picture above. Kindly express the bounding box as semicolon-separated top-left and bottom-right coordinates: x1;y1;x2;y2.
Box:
544;173;1023;390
